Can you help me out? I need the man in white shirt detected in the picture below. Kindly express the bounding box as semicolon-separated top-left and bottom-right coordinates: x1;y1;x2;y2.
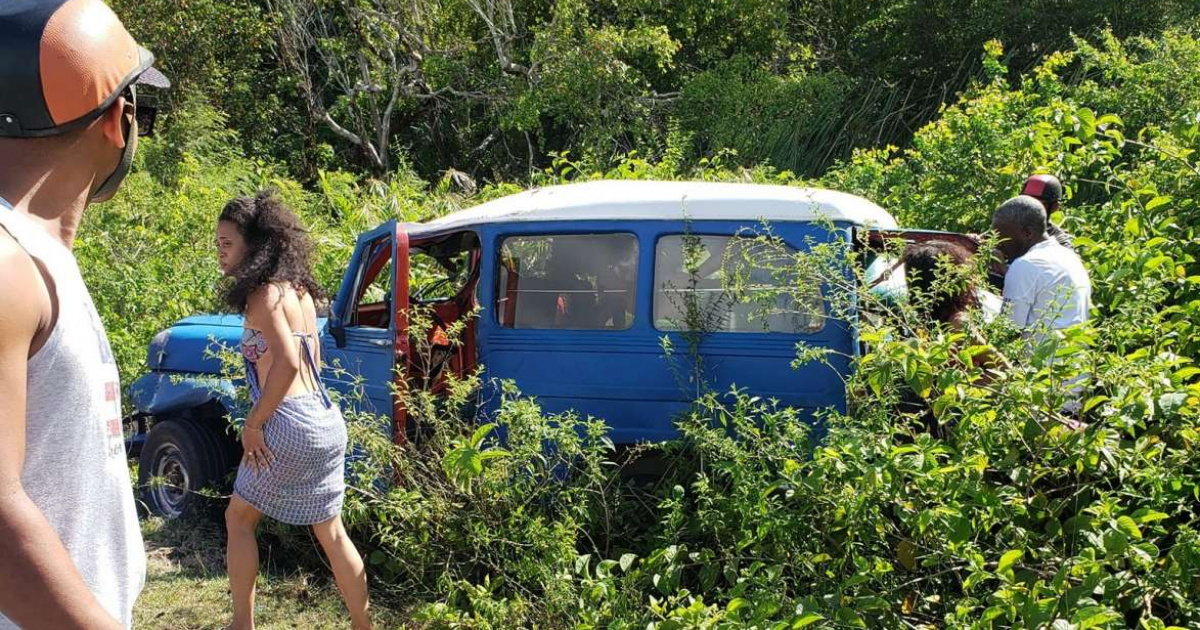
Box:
992;195;1092;344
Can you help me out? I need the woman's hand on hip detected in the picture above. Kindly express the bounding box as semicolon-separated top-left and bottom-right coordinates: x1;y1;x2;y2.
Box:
241;423;275;473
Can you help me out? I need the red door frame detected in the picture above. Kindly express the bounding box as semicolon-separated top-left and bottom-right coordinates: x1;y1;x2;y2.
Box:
392;225;411;445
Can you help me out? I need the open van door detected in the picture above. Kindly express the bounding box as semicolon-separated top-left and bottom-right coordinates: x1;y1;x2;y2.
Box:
324;221;411;445
396;229;482;444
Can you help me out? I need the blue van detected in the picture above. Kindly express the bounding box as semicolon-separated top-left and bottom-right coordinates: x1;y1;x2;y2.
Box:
128;180;913;518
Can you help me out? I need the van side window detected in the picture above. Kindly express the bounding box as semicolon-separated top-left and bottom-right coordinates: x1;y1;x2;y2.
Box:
497;234;638;330
351;238;392;329
654;235;824;334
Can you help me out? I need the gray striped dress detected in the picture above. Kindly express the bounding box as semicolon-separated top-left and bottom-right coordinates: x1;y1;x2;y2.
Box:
234;330;347;525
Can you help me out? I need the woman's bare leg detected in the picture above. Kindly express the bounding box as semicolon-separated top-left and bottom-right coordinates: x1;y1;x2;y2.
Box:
311;515;371;630
225;494;264;630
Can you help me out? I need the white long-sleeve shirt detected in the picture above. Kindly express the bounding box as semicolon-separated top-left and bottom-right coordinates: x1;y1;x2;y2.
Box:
1003;239;1092;338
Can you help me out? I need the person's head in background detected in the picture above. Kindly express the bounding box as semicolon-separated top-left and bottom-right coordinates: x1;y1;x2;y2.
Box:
1021;174;1063;213
991;195;1048;264
903;240;980;326
0;0;169;229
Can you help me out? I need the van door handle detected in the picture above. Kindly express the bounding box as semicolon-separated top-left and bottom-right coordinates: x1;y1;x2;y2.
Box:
367;339;390;347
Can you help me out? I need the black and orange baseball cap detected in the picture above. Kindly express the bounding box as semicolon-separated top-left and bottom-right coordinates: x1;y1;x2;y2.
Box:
0;0;169;138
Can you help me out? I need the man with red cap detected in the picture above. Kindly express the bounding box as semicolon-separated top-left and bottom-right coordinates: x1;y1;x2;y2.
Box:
0;1;168;627
1021;174;1075;250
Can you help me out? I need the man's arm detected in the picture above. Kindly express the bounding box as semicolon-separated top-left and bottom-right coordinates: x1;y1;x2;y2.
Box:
0;244;122;630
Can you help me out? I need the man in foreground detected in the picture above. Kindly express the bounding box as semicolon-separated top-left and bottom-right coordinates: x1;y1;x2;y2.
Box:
0;0;168;627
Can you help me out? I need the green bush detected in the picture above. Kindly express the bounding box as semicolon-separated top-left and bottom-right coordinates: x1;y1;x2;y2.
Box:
79;21;1200;629
371;29;1200;628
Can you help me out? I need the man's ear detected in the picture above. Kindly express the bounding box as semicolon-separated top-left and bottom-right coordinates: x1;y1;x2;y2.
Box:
99;97;129;149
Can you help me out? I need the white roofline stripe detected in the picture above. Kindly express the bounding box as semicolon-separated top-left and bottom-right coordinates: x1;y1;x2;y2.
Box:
409;180;898;234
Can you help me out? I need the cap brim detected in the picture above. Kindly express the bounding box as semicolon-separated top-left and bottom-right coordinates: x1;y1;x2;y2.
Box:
134;46;171;89
136;65;171;89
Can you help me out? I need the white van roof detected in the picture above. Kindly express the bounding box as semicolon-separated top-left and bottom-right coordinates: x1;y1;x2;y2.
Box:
411;180;898;234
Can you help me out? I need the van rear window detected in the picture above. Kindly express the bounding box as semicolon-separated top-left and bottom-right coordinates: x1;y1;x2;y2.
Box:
654;235;824;334
497;234;638;330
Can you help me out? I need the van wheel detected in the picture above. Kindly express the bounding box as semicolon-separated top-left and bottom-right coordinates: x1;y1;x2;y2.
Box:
137;418;228;519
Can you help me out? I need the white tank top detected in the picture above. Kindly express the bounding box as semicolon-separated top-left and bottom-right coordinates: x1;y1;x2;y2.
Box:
0;205;145;629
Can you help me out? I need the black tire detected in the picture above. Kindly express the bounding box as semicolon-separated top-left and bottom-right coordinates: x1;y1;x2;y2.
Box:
137;417;229;520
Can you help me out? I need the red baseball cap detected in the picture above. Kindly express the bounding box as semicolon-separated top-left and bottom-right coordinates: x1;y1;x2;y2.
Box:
0;0;169;138
1021;174;1063;208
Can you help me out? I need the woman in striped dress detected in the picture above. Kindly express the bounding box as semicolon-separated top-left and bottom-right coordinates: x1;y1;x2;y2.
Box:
216;191;371;630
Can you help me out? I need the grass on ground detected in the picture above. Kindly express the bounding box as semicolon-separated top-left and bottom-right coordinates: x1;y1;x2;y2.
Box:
136;513;409;629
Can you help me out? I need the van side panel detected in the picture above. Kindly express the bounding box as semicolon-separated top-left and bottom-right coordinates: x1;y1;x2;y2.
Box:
474;220;855;444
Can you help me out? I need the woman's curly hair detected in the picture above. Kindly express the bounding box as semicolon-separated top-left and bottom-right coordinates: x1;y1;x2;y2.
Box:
219;190;325;313
903;240;980;325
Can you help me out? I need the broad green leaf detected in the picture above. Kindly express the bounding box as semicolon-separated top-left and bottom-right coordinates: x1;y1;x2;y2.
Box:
1144;255;1172;271
856;596;889;611
1144;195;1173;212
1173;366;1200;381
932;391;957;419
792;613;824;629
835;607;866;627
1083;395;1109;412
867;367;889;396
1076;607;1122;629
441;446;483;483
470;422;497;447
596;559;618;578
1116;516;1142;539
962;570;988;591
726;598;750;613
997;549;1023;573
478;450;511;462
1077;108;1097;139
1144;236;1168;248
949;516;972;545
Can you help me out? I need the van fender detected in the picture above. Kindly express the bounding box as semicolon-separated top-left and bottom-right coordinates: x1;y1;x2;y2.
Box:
128;371;242;419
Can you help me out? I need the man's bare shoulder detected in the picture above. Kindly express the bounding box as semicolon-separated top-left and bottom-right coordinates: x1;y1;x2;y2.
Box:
0;231;37;287
0;233;45;342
